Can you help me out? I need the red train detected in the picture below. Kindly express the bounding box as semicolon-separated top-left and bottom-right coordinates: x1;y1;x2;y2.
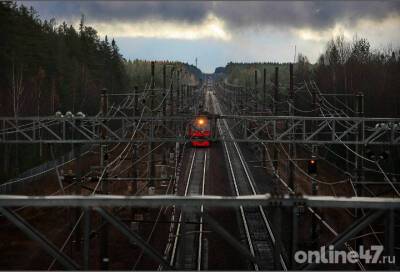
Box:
188;115;211;147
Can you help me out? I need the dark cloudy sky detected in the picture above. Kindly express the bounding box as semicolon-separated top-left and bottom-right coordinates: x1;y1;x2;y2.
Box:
21;1;400;73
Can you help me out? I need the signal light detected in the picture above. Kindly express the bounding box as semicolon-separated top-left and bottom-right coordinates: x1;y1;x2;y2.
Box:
378;150;389;161
308;159;317;174
366;148;376;160
366;148;389;161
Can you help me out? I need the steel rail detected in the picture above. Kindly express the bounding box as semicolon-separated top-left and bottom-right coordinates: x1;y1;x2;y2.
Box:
212;91;287;270
197;151;207;270
215;101;258;270
169;150;196;266
169;148;208;270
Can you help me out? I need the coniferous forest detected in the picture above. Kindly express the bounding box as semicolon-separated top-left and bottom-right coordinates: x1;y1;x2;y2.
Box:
0;2;130;179
1;1;398;179
223;36;400;118
0;2;128;117
0;2;201;179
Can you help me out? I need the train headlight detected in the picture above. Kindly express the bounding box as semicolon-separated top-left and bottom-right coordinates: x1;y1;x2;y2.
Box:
196;117;207;127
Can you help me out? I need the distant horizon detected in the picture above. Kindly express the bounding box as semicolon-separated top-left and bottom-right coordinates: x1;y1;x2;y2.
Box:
123;57;301;74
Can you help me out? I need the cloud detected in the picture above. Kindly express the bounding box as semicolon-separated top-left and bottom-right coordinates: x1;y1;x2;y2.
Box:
23;1;400;32
292;14;400;45
18;0;400;71
213;1;400;33
23;1;211;24
91;13;231;41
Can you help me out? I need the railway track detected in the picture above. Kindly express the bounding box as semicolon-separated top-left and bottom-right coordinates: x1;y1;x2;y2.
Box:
211;90;287;271
169;148;208;270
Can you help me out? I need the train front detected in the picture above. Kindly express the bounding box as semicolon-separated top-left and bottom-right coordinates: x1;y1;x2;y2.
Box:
188;115;211;147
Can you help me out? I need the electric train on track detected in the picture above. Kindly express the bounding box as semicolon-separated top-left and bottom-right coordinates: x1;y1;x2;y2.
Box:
188;114;211;147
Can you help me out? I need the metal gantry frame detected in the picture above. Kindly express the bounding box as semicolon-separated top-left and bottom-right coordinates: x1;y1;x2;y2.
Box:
1;115;399;145
0;195;398;270
0;62;204;269
216;66;400;270
1;64;400;271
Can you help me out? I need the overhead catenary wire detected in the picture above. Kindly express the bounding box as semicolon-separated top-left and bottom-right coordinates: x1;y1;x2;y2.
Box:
305;81;390;246
223;76;388;271
2;65;199;271
318;97;400;197
91;106;146;194
303;81;398;245
46;68;190;270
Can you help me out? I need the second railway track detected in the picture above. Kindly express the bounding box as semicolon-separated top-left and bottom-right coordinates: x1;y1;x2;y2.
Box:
170;148;208;270
211;89;287;271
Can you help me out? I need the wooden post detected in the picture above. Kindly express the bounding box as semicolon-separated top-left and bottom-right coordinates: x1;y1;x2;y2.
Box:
162;64;167;165
170;67;174;116
355;92;364;249
263;68;266;111
149;62;155;188
273;67;279;170
311;89;318;249
288;63;295;268
162;64;167;117
100;87;109;270
254;69;258;112
288;63;294;190
177;70;180;112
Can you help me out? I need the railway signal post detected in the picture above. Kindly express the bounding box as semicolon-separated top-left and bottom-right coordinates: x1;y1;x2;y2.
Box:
100;87;110;270
273;67;279;171
308;155;319;249
254;69;258;112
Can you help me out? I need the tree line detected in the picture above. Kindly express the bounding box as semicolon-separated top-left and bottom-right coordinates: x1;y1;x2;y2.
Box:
295;36;400;178
223;62;291;89
221;36;400;118
125;59;202;91
296;35;400;117
0;2;130;117
0;2;202;180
